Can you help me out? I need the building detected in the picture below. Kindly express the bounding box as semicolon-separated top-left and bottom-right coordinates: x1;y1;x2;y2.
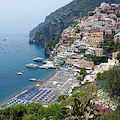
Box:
112;51;119;59
85;47;103;56
105;29;112;35
114;32;120;43
85;49;95;55
74;59;94;69
95;48;103;56
57;47;76;58
87;32;104;47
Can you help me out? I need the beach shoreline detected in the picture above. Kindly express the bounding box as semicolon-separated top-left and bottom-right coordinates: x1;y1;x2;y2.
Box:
0;69;57;108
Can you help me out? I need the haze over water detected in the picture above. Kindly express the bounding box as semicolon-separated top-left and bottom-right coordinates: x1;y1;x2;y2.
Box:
0;33;55;105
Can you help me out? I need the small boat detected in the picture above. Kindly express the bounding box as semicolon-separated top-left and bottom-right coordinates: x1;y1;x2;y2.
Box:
33;57;44;62
29;78;41;82
3;38;8;41
29;78;36;81
17;72;23;75
26;63;38;68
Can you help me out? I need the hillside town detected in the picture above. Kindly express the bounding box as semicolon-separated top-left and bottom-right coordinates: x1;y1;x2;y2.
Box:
51;2;120;83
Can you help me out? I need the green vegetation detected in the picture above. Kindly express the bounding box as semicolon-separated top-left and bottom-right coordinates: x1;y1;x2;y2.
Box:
80;49;87;53
71;91;88;97
96;71;108;82
72;85;81;92
85;54;108;65
101;11;108;14
77;76;83;81
0;103;69;120
116;51;120;61
47;34;61;51
69;98;101;120
0;80;119;120
103;33;117;55
116;13;120;17
80;68;87;76
100;109;120;120
57;95;68;102
104;66;120;97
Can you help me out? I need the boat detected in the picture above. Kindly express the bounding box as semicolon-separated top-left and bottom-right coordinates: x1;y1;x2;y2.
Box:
29;78;41;82
3;37;8;41
17;72;23;75
26;63;38;68
29;78;37;81
33;57;44;62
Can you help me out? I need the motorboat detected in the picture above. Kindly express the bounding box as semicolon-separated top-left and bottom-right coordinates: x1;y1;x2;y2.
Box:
3;38;8;41
29;78;37;81
29;78;41;82
17;72;23;75
26;63;38;68
33;57;44;62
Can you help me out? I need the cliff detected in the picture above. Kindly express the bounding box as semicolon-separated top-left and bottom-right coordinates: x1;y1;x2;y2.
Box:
29;0;119;54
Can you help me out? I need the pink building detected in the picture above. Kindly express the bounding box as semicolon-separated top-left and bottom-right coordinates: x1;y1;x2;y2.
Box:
75;59;94;69
93;14;102;21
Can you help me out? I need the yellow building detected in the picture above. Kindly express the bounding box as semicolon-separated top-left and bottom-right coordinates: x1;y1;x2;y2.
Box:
95;48;103;56
112;51;119;59
87;32;104;47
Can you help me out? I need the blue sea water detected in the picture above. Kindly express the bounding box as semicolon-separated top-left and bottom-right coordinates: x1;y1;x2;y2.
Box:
0;33;55;105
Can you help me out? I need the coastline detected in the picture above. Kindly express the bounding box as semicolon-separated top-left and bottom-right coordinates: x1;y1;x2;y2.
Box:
0;69;57;108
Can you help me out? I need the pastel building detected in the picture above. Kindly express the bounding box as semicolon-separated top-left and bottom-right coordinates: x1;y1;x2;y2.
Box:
114;32;120;43
57;47;76;58
87;32;104;47
95;48;103;56
85;48;103;56
74;59;94;69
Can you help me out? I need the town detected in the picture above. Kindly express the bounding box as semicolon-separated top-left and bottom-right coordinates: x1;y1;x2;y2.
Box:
51;2;120;83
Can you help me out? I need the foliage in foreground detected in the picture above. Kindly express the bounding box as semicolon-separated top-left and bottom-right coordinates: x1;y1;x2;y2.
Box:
1;64;120;120
104;66;120;97
0;103;68;120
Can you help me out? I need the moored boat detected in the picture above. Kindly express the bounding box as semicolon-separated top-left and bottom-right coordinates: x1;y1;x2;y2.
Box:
33;57;44;62
29;78;37;81
17;72;23;75
26;63;38;68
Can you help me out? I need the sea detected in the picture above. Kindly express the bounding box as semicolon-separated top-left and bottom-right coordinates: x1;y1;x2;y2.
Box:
0;33;55;106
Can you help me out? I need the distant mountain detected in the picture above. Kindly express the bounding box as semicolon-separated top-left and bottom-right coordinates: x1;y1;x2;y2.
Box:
29;0;120;45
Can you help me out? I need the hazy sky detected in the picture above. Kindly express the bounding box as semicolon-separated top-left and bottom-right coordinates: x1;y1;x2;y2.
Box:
0;0;72;33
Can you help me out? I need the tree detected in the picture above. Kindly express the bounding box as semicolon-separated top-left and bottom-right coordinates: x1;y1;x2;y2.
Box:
80;68;87;76
117;44;120;51
96;71;108;82
77;76;83;81
104;66;120;119
116;51;120;61
104;66;120;97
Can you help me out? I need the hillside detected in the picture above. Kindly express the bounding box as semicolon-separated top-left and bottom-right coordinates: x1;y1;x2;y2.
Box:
29;0;120;52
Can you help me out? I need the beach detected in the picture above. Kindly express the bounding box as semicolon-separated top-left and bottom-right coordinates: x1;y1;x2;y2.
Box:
0;66;79;108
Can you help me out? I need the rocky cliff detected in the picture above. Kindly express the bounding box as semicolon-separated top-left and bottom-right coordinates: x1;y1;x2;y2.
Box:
29;0;119;54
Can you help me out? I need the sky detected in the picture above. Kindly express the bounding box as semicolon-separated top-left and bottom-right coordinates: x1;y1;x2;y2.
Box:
0;0;72;33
